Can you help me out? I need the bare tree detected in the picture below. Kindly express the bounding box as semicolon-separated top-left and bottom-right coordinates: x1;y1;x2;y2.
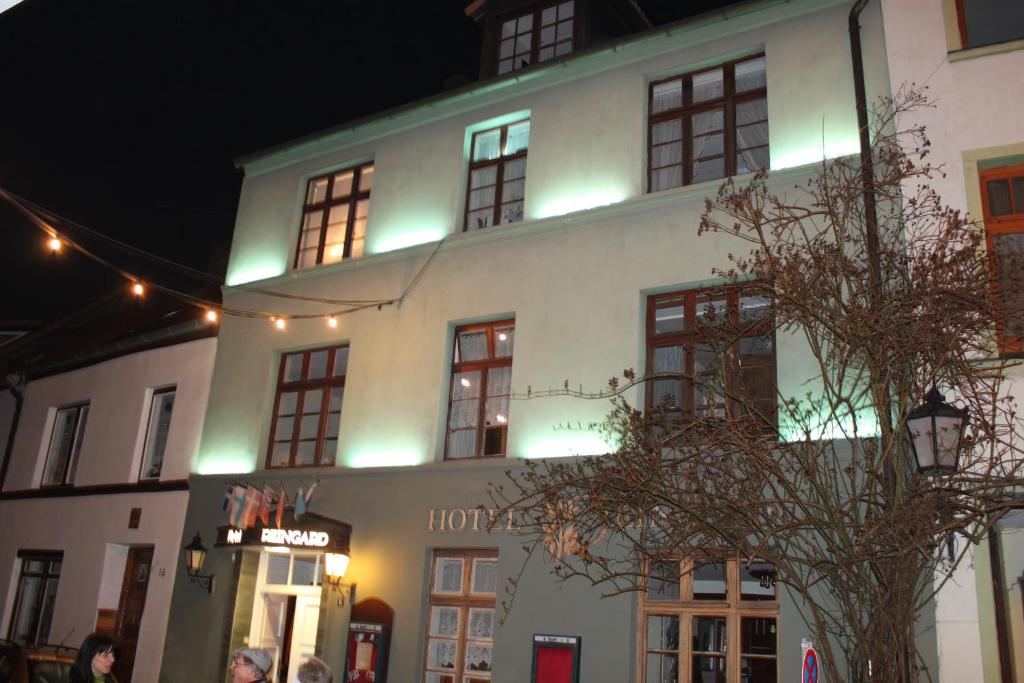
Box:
492;89;1024;683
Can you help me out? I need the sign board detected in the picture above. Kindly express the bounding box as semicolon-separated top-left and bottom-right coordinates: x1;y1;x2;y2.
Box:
531;634;581;683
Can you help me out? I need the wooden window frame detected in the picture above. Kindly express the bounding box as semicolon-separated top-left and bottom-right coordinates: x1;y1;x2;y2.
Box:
41;402;89;488
495;1;576;75
139;386;176;481
639;556;779;683
464;122;529;231
954;0;1024;49
444;321;515;460
645;285;776;426
7;551;62;645
647;54;768;193
294;162;373;270
423;549;498;683
266;345;348;469
980;165;1024;356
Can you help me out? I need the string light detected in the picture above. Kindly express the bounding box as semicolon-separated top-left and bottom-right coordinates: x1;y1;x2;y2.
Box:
205;310;219;323
274;317;287;331
131;282;145;297
47;236;62;252
326;316;338;328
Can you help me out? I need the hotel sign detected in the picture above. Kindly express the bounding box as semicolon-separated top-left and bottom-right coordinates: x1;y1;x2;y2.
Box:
214;511;351;553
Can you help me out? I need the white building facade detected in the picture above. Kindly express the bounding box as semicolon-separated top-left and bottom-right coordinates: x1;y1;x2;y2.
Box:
878;1;1024;681
0;333;216;682
157;1;917;682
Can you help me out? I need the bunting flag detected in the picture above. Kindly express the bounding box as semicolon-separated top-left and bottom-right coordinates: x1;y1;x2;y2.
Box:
242;485;262;528
220;484;234;511
275;483;287;528
295;486;306;518
258;484;274;526
229;485;246;527
303;481;318;506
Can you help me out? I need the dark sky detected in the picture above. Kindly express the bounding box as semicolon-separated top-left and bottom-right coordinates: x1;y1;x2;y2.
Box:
0;0;738;325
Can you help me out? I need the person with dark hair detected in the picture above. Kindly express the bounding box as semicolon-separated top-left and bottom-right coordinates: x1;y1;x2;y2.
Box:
70;632;118;683
229;647;273;683
296;656;332;683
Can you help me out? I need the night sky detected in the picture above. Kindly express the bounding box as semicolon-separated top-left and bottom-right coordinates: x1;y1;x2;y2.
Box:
0;0;738;325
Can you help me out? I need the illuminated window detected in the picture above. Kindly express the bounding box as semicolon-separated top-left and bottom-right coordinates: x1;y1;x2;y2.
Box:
267;346;348;468
423;549;498;683
445;321;514;459
646;286;776;426
981;165;1024;355
955;0;1024;49
648;55;768;192
496;1;575;75
295;162;373;269
139;387;175;480
465;121;529;231
642;556;779;683
41;403;89;486
7;552;62;645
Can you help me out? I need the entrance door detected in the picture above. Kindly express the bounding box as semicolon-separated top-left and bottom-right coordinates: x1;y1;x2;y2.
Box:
288;594;321;678
112;546;153;683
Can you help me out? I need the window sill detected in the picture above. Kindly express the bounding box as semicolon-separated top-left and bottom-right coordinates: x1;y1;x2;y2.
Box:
949;37;1024;63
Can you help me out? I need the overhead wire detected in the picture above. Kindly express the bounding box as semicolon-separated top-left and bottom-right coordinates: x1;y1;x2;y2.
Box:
1;188;445;324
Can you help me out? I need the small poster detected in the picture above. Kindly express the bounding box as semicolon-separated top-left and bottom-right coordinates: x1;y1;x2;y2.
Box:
531;634;581;683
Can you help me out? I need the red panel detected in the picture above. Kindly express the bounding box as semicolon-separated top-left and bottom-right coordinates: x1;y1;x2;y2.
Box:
535;646;573;683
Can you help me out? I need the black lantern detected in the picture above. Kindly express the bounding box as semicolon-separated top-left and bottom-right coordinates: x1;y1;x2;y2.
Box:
183;532;214;593
746;560;777;589
905;388;969;476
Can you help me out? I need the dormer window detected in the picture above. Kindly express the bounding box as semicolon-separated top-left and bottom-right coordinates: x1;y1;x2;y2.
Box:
497;1;575;75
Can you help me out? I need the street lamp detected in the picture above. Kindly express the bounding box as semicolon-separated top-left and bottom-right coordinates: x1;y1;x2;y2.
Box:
905;388;969;476
183;532;214;593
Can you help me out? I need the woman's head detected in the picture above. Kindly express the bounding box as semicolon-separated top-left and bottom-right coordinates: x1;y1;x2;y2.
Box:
73;633;117;679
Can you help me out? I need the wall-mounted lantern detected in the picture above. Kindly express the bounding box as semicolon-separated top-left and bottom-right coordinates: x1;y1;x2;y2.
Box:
324;551;352;606
905;387;969;476
183;532;214;593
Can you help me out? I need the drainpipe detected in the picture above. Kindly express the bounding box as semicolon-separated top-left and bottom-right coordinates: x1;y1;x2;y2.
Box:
849;3;909;683
0;375;26;498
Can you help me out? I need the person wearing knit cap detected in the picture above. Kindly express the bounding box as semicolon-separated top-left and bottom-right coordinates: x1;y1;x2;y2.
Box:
229;647;273;683
296;656;333;683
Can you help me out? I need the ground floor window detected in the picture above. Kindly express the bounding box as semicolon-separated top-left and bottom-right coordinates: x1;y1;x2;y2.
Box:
641;556;778;683
424;549;498;683
989;508;1024;681
7;552;62;645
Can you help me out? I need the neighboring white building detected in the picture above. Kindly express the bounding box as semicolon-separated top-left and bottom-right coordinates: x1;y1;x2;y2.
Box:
878;1;1024;681
0;306;216;683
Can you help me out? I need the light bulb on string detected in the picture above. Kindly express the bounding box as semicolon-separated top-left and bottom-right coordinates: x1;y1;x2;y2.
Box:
326;316;338;329
131;282;145;297
205;309;219;323
273;317;287;331
47;236;62;252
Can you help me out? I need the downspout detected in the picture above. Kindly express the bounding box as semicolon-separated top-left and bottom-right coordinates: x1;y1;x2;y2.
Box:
0;375;26;499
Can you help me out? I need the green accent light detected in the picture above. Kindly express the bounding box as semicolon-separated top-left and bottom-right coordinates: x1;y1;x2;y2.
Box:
226;263;286;287
346;447;425;468
533;190;628;220
196;454;256;475
778;406;881;443
371;229;445;254
523;433;615;460
770;138;860;172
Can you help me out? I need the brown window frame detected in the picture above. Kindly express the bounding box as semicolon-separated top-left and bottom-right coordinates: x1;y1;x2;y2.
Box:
266;345;348;469
648;54;768;193
640;556;780;683
444;320;515;460
41;402;89;487
423;548;498;683
645;285;776;426
7;551;62;646
954;0;1024;49
980;164;1024;356
495;1;576;75
294;162;373;270
464;122;530;231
